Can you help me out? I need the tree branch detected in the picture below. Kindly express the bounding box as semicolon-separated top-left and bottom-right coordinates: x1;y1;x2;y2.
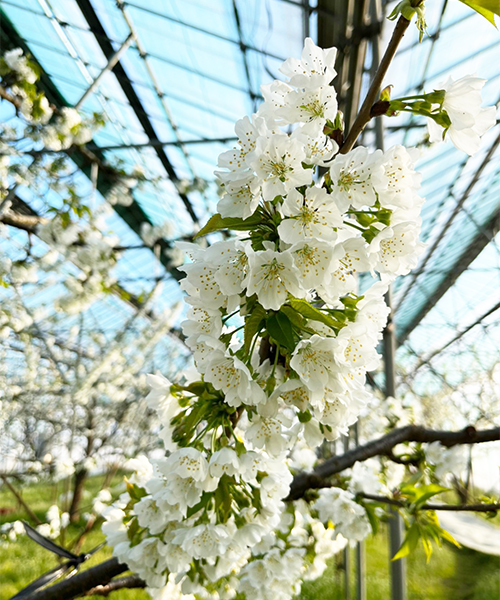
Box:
0;474;41;525
287;425;500;500
340;15;410;154
0;210;47;232
84;575;145;597
358;493;500;513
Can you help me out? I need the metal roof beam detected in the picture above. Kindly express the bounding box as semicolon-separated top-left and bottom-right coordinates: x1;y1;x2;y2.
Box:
407;299;500;378
395;128;500;314
397;204;500;344
318;0;376;134
74;0;199;224
0;7;183;281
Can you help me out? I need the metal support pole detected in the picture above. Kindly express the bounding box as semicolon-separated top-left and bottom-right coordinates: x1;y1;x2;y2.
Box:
75;33;135;110
384;287;407;600
356;542;366;600
353;422;366;600
367;0;406;593
343;433;351;600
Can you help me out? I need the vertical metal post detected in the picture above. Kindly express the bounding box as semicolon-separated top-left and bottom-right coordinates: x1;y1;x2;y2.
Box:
368;0;407;594
343;433;351;600
384;287;407;600
354;422;366;600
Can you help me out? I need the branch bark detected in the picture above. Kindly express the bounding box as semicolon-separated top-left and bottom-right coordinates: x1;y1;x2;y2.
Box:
287;425;500;500
340;15;410;154
358;493;500;513
0;210;47;232
84;575;145;597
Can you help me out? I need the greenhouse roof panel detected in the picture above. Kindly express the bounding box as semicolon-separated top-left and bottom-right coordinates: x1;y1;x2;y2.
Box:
1;0;500;376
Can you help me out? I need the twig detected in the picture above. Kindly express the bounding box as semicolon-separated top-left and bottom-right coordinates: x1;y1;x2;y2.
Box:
0;474;41;525
358;493;500;513
340;15;411;153
287;425;500;500
84;575;146;597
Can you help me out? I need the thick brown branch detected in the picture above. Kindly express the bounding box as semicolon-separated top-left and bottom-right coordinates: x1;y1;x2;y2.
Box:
0;210;47;232
358;493;500;513
29;558;128;600
287;425;500;500
340;15;410;154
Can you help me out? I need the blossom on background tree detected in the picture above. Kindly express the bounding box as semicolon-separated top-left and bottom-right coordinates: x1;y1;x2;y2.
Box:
0;47;191;531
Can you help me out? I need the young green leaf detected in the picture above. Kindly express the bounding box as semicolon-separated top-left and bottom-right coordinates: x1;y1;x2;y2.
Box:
289;298;343;330
458;0;499;26
244;304;267;353
400;483;449;508
194;212;263;238
267;311;296;350
392;522;420;561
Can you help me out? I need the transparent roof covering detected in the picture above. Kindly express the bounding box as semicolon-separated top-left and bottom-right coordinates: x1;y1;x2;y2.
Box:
1;0;499;399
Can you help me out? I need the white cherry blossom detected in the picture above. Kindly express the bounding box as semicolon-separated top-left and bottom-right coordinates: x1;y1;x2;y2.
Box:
217;172;261;219
371;145;422;208
209;447;240;478
280;37;337;90
278;186;342;244
317;236;371;302
368;221;426;277
329;146;382;211
206;239;250;296
204;349;254;406
427;75;497;155
291;240;336;290
291;128;339;166
181;303;223;341
249;134;312;200
246;248;303;310
290;335;339;392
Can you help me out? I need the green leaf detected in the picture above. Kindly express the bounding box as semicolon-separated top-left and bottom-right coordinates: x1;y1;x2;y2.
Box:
419;526;433;562
244;304;267;353
289;298;343;330
194;212;263;238
184;381;207;396
214;476;233;521
267;311;296;350
400;483;449;508
364;503;380;535
281;305;307;328
457;0;499;26
127;516;140;545
125;480;147;502
437;526;461;549
392;522;420;561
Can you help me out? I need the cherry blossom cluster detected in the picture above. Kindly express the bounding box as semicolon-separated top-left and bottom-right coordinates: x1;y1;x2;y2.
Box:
102;37;431;599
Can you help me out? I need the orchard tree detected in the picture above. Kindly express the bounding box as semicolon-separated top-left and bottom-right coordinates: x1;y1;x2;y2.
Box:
0;49;191;523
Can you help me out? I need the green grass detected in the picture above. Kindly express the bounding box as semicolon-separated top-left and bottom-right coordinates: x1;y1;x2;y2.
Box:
1;477;499;599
